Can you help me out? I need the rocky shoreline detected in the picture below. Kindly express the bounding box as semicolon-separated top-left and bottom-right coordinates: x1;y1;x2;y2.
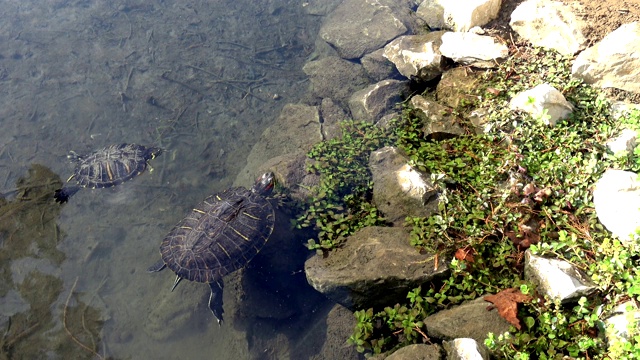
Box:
152;0;640;358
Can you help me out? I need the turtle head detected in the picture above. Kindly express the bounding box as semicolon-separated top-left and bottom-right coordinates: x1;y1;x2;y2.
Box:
252;172;275;195
146;146;164;159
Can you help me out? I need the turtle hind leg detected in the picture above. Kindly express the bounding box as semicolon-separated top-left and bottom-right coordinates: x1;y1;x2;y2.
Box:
208;280;224;325
147;259;166;273
54;186;80;203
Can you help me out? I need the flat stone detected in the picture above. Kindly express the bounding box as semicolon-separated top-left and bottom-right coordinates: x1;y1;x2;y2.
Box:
305;226;449;310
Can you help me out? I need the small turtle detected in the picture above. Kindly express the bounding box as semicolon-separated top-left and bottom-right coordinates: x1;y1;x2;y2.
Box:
148;172;276;325
54;143;162;203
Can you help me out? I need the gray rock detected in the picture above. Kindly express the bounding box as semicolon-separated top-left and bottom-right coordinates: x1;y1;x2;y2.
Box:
303;56;370;104
259;152;319;202
425;297;512;344
361;48;400;82
572;22;640;94
302;0;344;16
305;226;449;310
439;32;508;68
319;0;415;59
416;0;446;30
236;103;322;187
510;0;587;55
383;32;447;81
434;67;484;111
593;169;640;243
410;95;466;139
320;98;351;141
524;251;596;303
349;79;409;124
385;343;443;360
369;146;441;226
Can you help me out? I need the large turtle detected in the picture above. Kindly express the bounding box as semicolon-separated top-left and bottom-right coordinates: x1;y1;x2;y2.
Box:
54;143;162;203
147;172;276;324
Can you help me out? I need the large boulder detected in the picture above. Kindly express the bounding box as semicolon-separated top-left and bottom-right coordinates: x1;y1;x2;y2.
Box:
319;0;415;59
236;103;322;186
572;22;640;94
305;226;449;310
302;56;370;104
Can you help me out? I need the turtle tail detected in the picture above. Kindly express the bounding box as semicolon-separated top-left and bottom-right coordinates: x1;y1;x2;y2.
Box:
54;186;80;203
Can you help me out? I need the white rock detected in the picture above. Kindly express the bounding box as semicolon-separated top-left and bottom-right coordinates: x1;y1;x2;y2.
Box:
444;338;489;360
610;101;640;120
440;32;508;68
572;22;640;94
416;0;501;32
606;129;637;155
593;169;640;243
510;0;587;55
605;301;640;342
509;83;574;126
383;33;446;81
525;251;596;303
509;0;587;55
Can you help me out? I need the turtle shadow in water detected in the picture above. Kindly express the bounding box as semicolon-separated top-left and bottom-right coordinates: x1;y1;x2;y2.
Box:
224;207;336;359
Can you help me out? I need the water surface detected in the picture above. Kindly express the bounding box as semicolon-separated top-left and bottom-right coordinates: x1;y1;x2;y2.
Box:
0;1;321;358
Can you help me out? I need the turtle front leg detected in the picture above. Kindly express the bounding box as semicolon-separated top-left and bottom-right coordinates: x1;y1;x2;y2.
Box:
208;280;225;325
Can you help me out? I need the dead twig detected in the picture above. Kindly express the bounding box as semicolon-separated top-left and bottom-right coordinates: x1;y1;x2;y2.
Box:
63;277;104;360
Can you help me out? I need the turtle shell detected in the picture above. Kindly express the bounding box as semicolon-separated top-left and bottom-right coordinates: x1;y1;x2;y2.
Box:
160;183;275;283
73;143;160;188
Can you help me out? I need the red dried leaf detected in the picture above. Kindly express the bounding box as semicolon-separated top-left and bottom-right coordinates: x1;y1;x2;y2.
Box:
454;247;475;263
484;288;532;330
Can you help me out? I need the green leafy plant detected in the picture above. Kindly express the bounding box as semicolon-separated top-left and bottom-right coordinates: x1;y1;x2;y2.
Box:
295;120;392;252
343;45;640;358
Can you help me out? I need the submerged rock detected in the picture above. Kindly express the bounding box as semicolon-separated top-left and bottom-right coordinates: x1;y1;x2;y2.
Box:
319;0;415;59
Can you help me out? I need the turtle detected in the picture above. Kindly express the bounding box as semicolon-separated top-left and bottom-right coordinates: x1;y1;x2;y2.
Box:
54;143;162;203
147;172;276;325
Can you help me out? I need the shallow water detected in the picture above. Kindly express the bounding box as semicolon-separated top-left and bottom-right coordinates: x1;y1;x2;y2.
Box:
0;1;322;358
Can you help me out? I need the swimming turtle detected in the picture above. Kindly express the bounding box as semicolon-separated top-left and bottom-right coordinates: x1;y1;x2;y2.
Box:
54;143;162;203
148;172;276;325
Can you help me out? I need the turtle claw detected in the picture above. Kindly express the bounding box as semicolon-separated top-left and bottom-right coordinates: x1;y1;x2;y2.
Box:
171;275;183;292
208;281;224;325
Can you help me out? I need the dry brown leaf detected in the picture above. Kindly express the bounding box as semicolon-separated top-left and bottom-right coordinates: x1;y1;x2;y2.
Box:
484;288;532;330
454;247;475;263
